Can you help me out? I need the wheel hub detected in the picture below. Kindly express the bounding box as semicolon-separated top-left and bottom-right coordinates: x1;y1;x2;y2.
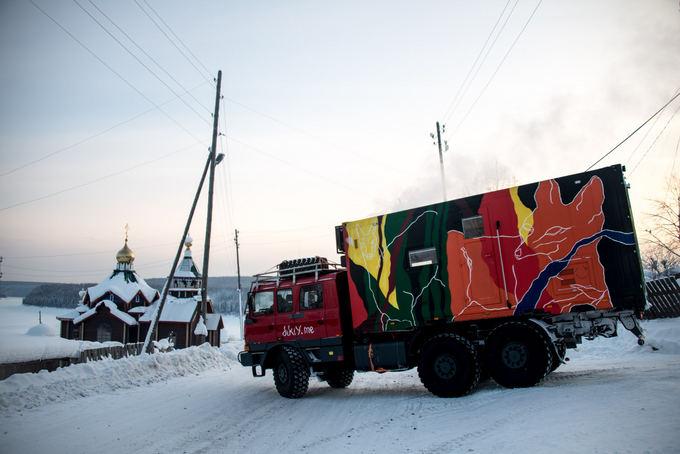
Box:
434;353;457;379
501;341;528;368
277;363;289;383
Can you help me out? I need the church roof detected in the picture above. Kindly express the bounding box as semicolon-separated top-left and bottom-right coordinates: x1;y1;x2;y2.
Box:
205;313;224;331
139;296;199;324
87;269;159;304
74;300;138;326
57;304;89;321
173;243;201;278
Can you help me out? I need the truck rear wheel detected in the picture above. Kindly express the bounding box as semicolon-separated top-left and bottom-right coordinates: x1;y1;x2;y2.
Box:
273;346;310;398
417;334;480;397
322;366;354;388
484;322;553;388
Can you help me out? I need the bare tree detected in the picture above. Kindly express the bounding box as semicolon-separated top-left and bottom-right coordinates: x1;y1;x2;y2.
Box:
642;173;680;277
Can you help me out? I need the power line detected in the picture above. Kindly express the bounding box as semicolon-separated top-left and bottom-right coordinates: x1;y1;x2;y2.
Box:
226;134;357;193
629;97;680;176
1;79;210;178
452;0;543;135
1;107;151;177
0;142;198;212
139;0;213;79
442;0;514;122
224;95;412;177
3;241;177;260
28;0;208;147
133;0;212;82
586;89;680;171
72;0;210;126
87;0;212;114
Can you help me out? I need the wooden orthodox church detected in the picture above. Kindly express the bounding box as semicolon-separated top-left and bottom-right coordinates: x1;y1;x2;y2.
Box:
58;235;223;348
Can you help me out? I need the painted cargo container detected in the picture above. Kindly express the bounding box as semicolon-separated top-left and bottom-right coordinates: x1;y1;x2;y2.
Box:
341;164;645;334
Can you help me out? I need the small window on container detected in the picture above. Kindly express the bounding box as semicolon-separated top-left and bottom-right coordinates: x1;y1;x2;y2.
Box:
408;248;438;268
462;215;485;239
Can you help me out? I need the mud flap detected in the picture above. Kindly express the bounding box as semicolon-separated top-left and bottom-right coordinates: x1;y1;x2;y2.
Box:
619;313;646;345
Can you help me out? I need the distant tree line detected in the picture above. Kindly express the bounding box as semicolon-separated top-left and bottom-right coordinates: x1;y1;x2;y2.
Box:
23;283;93;308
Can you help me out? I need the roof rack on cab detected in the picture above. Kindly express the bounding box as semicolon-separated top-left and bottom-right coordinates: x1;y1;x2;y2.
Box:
252;256;343;288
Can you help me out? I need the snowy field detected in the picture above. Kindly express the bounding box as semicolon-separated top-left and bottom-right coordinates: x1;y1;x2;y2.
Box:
0;298;679;453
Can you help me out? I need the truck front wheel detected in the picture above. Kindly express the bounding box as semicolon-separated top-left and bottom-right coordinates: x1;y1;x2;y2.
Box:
484;322;553;388
417;334;480;397
273;346;310;398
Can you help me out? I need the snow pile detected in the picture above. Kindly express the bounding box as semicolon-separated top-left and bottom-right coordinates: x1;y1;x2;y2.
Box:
0;343;231;411
0;332;121;364
25;323;57;337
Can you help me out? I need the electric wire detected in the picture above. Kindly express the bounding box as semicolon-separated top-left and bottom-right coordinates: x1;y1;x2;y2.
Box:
133;0;212;82
28;0;208;147
139;0;213;79
73;0;211;126
87;0;212;114
624;104;664;166
226;134;357;193
586;89;680;171
1;78;210;178
224;96;411;177
3;241;176;260
0;142;199;212
629;98;680;176
452;0;544;135
442;0;514;122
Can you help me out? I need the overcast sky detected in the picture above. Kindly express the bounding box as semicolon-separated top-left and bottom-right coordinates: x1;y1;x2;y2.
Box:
1;0;678;283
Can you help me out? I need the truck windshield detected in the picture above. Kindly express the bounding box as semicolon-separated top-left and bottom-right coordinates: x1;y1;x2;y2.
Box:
253;291;274;315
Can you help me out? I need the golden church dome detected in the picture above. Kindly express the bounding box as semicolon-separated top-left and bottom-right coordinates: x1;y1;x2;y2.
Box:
116;239;135;264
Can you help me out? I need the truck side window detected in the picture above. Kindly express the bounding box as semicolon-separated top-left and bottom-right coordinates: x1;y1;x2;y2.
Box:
300;284;323;311
462;215;484;239
277;288;293;313
253;291;274;315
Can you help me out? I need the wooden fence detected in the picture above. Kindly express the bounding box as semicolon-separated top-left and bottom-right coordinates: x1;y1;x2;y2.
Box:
0;342;145;380
644;276;680;319
79;342;144;363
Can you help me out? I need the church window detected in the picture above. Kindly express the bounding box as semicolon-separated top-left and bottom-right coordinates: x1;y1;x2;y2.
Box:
97;322;112;342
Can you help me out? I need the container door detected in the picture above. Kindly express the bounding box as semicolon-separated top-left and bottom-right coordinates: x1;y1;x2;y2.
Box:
449;208;505;320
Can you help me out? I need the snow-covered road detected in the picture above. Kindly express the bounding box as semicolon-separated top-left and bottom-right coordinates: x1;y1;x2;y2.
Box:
2;319;680;454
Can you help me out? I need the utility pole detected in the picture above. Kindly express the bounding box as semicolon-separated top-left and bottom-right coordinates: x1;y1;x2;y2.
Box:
234;229;243;339
199;70;222;344
431;121;448;201
143;154;213;354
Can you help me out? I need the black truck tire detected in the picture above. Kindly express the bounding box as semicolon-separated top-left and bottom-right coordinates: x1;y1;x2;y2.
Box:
322;366;354;388
273;346;310;398
484;321;553;388
417;333;480;397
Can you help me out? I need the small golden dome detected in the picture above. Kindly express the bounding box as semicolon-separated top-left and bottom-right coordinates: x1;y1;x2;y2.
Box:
116;239;135;264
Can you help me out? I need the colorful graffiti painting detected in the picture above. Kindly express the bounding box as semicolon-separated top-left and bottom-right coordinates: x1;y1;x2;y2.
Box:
343;165;643;333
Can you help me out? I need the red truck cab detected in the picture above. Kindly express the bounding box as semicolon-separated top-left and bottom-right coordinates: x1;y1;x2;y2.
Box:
239;258;353;397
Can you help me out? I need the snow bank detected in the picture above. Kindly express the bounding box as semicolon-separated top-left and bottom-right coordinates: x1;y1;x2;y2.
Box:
0;343;232;411
25;323;57;337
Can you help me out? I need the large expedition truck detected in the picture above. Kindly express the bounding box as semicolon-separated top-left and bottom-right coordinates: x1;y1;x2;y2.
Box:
238;164;646;398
